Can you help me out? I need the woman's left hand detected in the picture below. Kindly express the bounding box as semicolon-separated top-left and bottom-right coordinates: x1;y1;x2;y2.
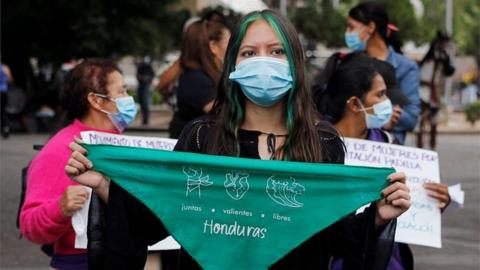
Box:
424;182;450;210
375;172;411;228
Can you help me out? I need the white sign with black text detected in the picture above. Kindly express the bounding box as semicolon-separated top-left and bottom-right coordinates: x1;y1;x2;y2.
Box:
344;137;442;248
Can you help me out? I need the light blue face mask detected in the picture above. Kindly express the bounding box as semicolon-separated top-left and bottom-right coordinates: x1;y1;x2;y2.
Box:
359;98;393;129
229;57;293;107
95;94;137;132
344;28;368;52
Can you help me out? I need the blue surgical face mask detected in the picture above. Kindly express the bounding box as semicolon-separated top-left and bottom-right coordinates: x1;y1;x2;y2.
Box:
229;57;293;107
345;28;368;52
95;94;137;132
359;98;393;129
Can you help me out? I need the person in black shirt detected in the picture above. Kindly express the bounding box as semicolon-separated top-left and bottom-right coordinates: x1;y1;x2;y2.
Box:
136;57;155;125
66;10;410;270
169;20;231;138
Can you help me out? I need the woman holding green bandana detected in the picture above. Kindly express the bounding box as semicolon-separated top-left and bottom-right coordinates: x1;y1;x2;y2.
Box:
66;10;410;270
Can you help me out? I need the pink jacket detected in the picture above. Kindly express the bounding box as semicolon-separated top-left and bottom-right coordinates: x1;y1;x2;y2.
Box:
20;119;118;255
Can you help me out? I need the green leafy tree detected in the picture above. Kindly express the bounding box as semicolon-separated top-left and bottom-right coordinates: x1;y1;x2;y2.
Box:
289;0;347;47
198;5;243;30
365;0;420;43
2;0;189;90
416;0;479;63
450;0;479;63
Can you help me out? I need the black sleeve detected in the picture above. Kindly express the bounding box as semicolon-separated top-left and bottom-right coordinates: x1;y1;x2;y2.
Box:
87;192;107;270
87;191;107;270
327;204;396;270
174;116;214;154
102;182;169;270
179;71;215;112
316;120;346;164
327;205;376;269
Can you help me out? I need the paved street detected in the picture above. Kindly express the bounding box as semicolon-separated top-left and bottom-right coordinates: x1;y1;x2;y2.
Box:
405;134;480;270
1;132;479;269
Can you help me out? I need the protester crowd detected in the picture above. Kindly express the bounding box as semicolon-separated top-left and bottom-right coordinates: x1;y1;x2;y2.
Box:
17;2;456;270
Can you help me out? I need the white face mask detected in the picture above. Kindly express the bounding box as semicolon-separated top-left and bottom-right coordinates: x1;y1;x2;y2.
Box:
344;26;369;51
229;57;293;107
94;94;137;132
358;99;393;129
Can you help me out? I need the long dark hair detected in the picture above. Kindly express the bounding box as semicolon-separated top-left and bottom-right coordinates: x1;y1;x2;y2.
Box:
180;20;227;86
349;2;403;53
208;10;328;163
316;53;379;124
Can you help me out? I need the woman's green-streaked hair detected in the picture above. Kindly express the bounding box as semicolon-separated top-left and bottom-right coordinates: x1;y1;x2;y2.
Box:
209;9;334;163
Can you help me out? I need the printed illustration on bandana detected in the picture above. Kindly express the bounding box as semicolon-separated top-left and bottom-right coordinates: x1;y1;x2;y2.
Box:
183;166;213;198
266;176;305;208
224;171;250;200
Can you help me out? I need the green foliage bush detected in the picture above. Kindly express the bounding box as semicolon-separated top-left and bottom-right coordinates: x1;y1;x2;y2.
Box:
464;101;480;126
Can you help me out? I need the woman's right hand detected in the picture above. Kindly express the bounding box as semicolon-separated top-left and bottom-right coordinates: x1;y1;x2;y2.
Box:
375;172;411;228
65;138;106;189
60;185;90;217
383;105;403;130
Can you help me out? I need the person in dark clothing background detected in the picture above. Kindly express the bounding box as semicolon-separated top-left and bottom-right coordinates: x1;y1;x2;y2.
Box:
168;20;231;138
0;63;13;138
136;57;155;125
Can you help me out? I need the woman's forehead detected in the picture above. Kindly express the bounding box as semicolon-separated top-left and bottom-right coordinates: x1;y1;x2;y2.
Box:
241;19;280;46
347;16;364;27
107;71;126;90
371;74;386;90
107;71;123;83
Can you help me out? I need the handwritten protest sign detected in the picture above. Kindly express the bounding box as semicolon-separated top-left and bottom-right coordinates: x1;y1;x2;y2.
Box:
344;137;442;248
80;131;177;151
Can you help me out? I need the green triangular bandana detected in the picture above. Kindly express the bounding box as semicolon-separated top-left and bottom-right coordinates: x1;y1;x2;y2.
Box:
84;144;393;270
